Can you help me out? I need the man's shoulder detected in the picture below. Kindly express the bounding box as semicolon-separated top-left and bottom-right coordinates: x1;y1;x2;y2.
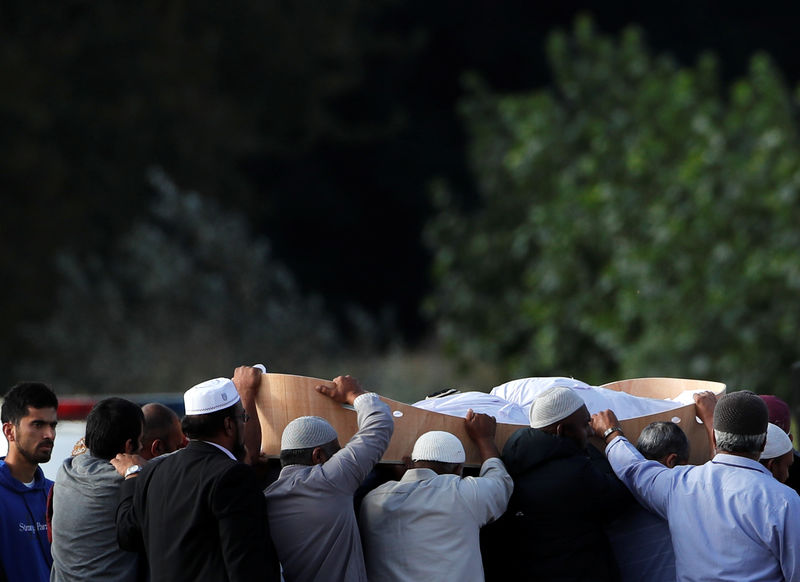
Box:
707;457;800;504
153;443;244;475
41;474;54;492
54;453;120;489
503;428;593;477
367;471;459;500
264;464;312;496
754;471;800;506
0;460;17;492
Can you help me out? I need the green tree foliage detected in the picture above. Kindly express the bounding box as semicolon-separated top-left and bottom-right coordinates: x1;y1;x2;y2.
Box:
18;169;339;393
427;17;800;395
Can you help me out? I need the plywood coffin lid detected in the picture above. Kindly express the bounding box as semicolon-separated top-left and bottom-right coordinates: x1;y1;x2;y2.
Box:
255;373;726;467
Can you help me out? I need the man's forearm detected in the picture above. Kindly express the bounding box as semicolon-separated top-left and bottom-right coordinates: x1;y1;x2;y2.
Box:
240;391;262;466
352;393;394;456
321;393;394;490
115;478;144;553
475;437;501;462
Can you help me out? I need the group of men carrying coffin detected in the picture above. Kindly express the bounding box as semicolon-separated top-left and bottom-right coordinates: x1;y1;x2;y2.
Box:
2;365;799;581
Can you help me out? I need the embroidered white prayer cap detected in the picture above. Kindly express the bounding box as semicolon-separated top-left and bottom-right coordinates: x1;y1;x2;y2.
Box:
529;386;585;429
761;422;793;460
184;377;240;415
281;416;338;450
411;431;466;464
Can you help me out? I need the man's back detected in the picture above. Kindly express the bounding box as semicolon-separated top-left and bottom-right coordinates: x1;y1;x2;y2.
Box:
265;392;392;582
360;458;512;582
605;503;675;582
482;427;630;581
50;453;138;582
608;437;800;581
0;460;52;582
117;441;274;582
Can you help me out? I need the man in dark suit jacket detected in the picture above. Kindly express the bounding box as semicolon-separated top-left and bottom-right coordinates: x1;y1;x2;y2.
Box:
112;369;279;582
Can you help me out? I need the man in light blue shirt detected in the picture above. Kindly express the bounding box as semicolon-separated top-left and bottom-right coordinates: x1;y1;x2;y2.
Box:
592;390;800;582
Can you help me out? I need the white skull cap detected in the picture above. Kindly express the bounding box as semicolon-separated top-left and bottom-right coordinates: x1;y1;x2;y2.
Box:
761;422;793;460
281;416;338;450
411;431;466;464
184;377;241;415
529;386;585;429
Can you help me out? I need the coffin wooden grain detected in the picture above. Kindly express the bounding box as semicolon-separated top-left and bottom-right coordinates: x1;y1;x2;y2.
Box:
256;374;726;466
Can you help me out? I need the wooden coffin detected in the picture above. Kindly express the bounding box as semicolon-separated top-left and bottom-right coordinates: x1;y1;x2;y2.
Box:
256;374;725;467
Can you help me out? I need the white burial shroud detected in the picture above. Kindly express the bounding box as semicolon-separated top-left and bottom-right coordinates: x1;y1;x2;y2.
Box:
411;376;709;424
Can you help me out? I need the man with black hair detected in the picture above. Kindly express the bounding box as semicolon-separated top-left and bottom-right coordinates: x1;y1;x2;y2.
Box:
593;390;800;581
636;421;690;466
139;403;185;460
113;367;279;582
0;382;58;582
50;396;144;582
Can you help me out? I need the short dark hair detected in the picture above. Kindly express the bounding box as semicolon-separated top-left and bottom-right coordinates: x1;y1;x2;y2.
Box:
713;430;766;455
142;403;179;444
280;439;339;468
636;422;689;464
1;382;58;425
181;405;237;441
85;398;144;460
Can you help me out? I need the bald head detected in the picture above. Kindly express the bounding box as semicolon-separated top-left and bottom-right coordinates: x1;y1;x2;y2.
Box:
141;402;185;460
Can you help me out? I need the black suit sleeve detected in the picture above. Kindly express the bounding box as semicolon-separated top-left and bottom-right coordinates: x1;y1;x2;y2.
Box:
116;476;145;553
212;463;280;582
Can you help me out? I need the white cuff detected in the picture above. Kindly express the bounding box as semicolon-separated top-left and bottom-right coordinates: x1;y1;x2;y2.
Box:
353;392;379;407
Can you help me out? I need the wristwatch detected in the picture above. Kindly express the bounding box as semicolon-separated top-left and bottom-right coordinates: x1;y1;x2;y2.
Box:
124;464;142;479
602;426;624;440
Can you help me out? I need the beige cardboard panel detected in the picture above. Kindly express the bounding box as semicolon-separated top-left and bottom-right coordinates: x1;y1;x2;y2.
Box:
257;374;725;467
600;377;726;465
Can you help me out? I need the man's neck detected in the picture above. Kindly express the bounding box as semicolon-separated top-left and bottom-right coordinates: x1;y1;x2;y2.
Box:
3;453;38;484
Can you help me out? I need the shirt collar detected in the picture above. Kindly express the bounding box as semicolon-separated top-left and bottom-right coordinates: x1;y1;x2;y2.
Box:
711;452;772;475
201;440;236;461
400;467;439;482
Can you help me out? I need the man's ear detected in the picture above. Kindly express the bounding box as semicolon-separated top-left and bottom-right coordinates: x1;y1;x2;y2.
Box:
223;416;236;436
124;438;137;455
663;452;679;469
311;446;327;465
2;422;16;443
150;439;164;458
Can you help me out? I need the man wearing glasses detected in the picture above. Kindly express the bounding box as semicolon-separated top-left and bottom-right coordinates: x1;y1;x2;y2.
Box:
112;366;279;582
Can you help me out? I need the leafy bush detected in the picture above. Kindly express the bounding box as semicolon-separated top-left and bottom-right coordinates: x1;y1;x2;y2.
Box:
427;17;800;395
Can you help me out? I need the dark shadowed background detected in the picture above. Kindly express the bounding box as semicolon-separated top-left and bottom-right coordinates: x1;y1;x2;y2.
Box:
2;1;799;404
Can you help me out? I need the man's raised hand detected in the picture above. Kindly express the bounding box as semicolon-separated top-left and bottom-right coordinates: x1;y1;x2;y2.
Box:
316;375;366;405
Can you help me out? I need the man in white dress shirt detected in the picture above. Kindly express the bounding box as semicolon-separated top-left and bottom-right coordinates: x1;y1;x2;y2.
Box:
360;410;513;582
